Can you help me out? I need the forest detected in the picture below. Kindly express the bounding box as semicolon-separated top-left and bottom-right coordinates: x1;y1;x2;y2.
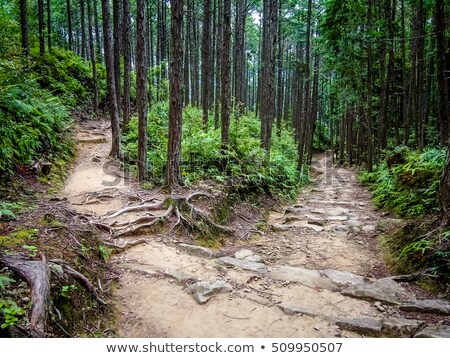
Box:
0;0;450;339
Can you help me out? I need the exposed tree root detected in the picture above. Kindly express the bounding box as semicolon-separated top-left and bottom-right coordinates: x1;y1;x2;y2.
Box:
0;253;50;337
91;191;235;238
0;253;105;337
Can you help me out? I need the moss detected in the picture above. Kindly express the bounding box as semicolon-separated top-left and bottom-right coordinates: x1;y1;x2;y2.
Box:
0;229;39;248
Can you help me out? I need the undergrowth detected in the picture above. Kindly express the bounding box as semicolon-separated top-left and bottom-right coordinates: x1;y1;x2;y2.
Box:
122;103;307;199
359;147;446;217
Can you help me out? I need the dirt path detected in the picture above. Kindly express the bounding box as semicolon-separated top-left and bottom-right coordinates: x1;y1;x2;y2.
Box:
62;123;450;338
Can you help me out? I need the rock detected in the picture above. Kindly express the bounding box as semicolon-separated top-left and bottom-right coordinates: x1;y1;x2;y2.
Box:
178;243;218;259
347;219;363;227
381;317;425;337
399;299;450;315
334;317;382;336
415;325;450;338
362;225;376;233
331;224;349;232
272;223;293;232
239;292;271;306
268;266;337;290
277;304;319;317
319;269;367;286
120;262;160;276
356;240;365;245
341;278;414;304
307;218;325;226
374;301;386;312
301;224;324;232
185;280;233;304
216;256;268;274
284;216;302;223
326;216;348;222
234;249;262;263
163;268;197;283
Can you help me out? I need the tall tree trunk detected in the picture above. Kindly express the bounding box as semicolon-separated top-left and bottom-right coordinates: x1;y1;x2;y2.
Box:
136;0;148;182
20;0;29;57
214;0;223;130
183;12;190;106
201;0;211;129
38;0;45;55
233;0;247;118
276;1;283;135
220;0;231;146
66;0;73;51
113;0;121;115
87;0;99;114
46;0;52;49
167;0;184;188
101;0;122;158
123;0;131;127
435;0;449;146
80;0;87;59
260;0;278;153
366;0;374;172
93;0;101;59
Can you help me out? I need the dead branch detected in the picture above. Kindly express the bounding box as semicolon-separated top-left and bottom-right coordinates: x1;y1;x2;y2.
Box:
105;200;165;218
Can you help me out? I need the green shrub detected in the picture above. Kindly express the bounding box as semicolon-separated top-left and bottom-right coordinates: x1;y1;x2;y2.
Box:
123;103;303;198
359;147;446;217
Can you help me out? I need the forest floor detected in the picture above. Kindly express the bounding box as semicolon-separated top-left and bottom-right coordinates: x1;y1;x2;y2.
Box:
62;121;450;338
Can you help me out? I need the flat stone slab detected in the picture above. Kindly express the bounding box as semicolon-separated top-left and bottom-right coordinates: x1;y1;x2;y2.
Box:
76;134;107;144
363;225;376;233
284;216;302;223
277;304;319;317
178;243;218;259
216;256;268;274
185;280;232;304
301;224;324;232
272;223;294;232
307;218;325;226
415;325;450;338
234;249;262;263
326;216;348;222
319;269;367;287
399;299;450;315
239;292;271;306
163;268;198;283
381;317;425;337
268;266;337;290
341;278;415;304
334;317;382;336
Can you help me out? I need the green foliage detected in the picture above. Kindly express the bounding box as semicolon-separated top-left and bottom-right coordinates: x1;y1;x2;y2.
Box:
60;284;77;299
98;245;112;263
22;245;38;258
0;201;25;221
123;103;303;198
360;147;446;217
0;57;75;175
30;47;106;107
0;299;25;329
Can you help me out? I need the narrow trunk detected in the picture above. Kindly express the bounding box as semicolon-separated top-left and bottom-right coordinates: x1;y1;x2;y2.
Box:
136;0;148;182
87;0;99;114
167;0;184;188
201;0;211;129
123;0;132;127
46;0;52;49
221;0;231;146
101;0;122;158
38;0;45;55
20;0;29;57
80;0;87;59
113;0;121;115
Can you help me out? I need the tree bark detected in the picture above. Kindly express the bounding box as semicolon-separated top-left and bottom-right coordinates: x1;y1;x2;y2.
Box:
101;0;122;158
87;0;99;114
167;0;184;188
123;0;132;127
38;0;45;55
214;0;223;130
260;0;278;153
113;0;121;115
20;0;29;57
221;0;231;146
80;0;87;59
201;0;211;129
136;0;148;182
46;0;52;49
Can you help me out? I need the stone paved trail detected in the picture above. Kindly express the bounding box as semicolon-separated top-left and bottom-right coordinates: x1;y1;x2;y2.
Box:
64;125;450;338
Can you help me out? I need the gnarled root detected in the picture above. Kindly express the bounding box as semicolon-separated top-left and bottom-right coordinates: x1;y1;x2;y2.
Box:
0;253;50;337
